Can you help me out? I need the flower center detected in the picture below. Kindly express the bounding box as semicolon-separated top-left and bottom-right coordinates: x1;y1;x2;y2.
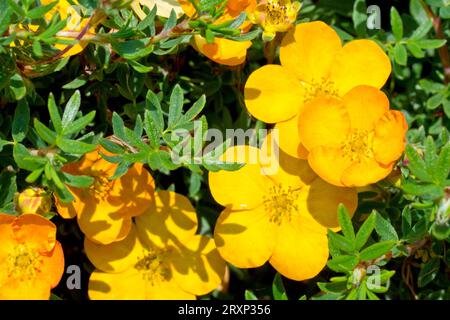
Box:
89;173;114;199
303;78;339;103
6;244;42;280
134;249;171;284
263;185;299;224
341;129;374;161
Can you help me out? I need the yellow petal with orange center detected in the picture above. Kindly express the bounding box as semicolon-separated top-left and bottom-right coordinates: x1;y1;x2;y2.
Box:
373;110;408;165
214;207;277;268
193;35;251;66
208;145;271;210
298;96;350;151
170;235;226;296
135;190;198;250
330;39;391;96
244;64;304;123
280;21;342;82
343;85;390;131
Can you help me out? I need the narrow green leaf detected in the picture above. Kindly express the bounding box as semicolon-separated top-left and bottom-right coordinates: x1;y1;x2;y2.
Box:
327;255;359;273
272;273;288;300
34;119;57;145
48;93;62;134
168;84;184;128
328;230;355;253
375;213;399;241
244;290;258;300
394;43;408;66
390;7;403;41
12;99;30;142
57;138;96;154
62;172;94;188
338;204;355;241
62;111;96;136
359;241;395;261
62;90;81;127
355;211;377;251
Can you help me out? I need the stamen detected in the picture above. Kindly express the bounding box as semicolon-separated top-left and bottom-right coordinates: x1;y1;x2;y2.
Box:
303;78;339;103
7;244;42;280
341;129;374;162
263;185;299;224
135;249;171;283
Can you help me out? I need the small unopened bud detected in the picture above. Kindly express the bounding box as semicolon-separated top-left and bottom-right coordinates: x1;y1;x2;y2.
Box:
17;188;52;215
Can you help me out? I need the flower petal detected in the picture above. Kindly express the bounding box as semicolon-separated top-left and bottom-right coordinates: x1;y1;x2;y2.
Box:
308;146;353;187
214;207;277;268
0;214;16;260
244;65;304;123
260;131;316;189
343;85;390;131
341;157;394;187
171;235;226;296
193;35;251;66
274;115;309;159
269;213;329;281
89;269;147;300
40;241;65;288
208;145;270;210
135;191;198;250
0;277;51;300
280;21;342;82
373;110;408;165
298;97;350;151
12;214;57;253
85;226;144;273
301;178;358;229
330;40;391;95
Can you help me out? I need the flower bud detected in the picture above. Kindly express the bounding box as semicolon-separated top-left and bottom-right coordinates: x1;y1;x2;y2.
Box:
17;188;52;215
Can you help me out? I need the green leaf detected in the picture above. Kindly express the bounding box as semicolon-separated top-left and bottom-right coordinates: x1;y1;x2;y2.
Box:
375;213;399;241
112;39;154;60
62;76;87;90
272;273;288;300
317;281;347;294
0;171;17;208
27;1;57;19
418;258;440;287
328;230;355;253
12;99;30;142
393;43;408;66
168;84;184;129
48;93;62;134
13;144;46;171
57;138;96;154
390;7;404;41
244;290;258;300
359;241;395;261
6;0;25;16
62;111;96;136
144;110;161;148
338;204;355;241
406;41;425;58
411;19;433;39
327;255;359;273
435;142;450;184
145;90;164;132
62;90;81;127
415;39;447;49
9;73;26;100
405;145;431;181
34;119;57;145
352;0;367;36
62;172;94;188
355;211;377;251
180;95;206;123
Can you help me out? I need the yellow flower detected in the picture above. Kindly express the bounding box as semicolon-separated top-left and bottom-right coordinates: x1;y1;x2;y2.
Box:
179;0;256;66
0;213;64;300
17;187;52;215
249;0;301;41
86;191;226;300
208;138;358;280
132;0;184;19
55;147;155;245
244;21;391;158
298;86;408;187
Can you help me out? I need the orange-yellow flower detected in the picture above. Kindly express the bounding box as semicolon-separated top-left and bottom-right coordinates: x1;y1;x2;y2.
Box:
55;148;154;245
0;213;64;300
248;0;301;41
179;0;256;66
86;191;226;300
208;140;358;280
298;85;408;187
17;187;52;215
244;21;391;158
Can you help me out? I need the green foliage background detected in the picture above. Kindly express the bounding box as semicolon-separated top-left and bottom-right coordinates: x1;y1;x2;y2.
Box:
1;0;449;300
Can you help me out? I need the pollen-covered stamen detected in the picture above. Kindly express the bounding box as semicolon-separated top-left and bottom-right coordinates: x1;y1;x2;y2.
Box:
88;173;114;199
7;244;42;280
263;185;299;224
341;129;374;162
303;78;339;103
135;249;171;283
